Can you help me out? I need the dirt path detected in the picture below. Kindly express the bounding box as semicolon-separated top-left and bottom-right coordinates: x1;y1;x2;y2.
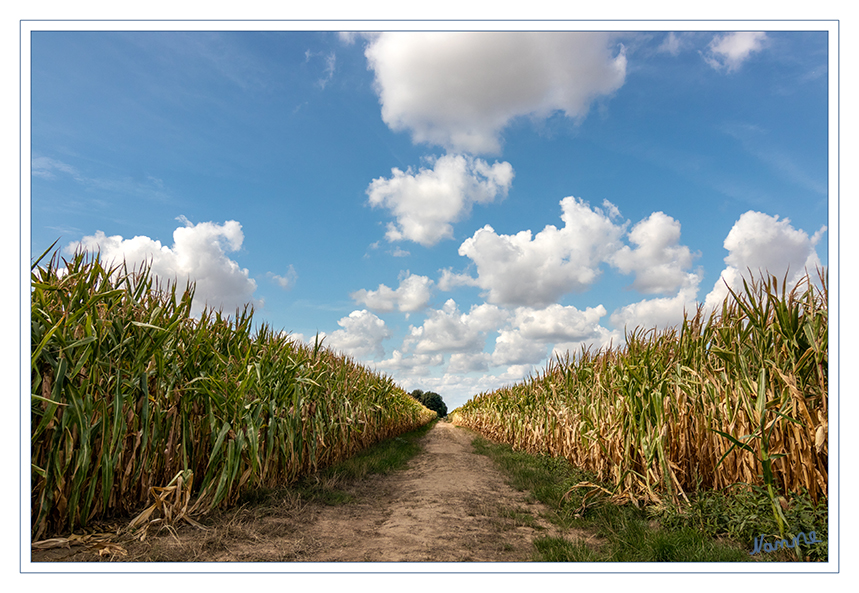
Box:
287;421;563;562
33;422;577;563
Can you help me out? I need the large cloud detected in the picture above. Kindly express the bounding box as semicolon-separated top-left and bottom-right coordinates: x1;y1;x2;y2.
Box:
513;303;608;342
703;210;826;311
610;211;698;294
490;303;608;366
404;299;508;355
446;352;492;375
376;351;444;377
366;153;514;246
325;309;392;359
350;272;433;313
552;325;622;359
364;32;627;154
490;330;548;367
457;197;626;307
66;218;258;316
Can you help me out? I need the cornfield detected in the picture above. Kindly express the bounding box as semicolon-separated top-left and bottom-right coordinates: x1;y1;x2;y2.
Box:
450;271;828;512
30;249;436;540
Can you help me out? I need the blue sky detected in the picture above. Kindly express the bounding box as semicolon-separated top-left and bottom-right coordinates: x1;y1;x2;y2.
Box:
28;27;831;410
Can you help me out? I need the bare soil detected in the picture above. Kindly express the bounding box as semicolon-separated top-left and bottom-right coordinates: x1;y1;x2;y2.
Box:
31;422;596;563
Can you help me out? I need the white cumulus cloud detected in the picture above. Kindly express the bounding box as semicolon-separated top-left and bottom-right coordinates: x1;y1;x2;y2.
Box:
490;329;548;367
350;272;434;313
325;309;392;359
457;197;626;307
704;32;768;73
364;32;627;154
552;326;622;359
703;211;826;311
367;153;514;246
376;351;444;377
513;303;608;342
404;299;509;355
447;352;492;375
610;211;699;294
490;303;608;367
66;218;258;316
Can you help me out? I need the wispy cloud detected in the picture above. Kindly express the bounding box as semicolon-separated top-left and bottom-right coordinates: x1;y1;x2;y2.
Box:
32;156;84;181
703;32;768;73
126;32;271;92
267;265;298;290
305;49;336;89
32;155;172;202
722;122;827;196
656;32;684;56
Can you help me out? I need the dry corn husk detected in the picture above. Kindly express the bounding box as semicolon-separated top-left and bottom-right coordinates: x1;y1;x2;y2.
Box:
126;470;205;540
815;422;827;453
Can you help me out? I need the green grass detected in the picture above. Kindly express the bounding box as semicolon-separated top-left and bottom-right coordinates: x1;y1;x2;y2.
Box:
470;436;592;527
651;485;828;562
470;434;826;562
322;419;436;481
534;527;749;562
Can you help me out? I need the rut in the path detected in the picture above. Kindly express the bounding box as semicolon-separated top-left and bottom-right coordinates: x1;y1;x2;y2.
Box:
282;421;566;562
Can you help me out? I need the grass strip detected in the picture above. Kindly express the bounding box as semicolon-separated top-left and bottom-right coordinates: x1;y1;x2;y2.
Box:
470;434;825;562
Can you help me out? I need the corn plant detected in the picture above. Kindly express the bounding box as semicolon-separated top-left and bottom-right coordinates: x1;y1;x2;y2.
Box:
30;248;436;539
450;270;828;511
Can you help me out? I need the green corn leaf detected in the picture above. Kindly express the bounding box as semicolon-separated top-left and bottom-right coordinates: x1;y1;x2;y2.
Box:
756;367;767;425
207;421;232;470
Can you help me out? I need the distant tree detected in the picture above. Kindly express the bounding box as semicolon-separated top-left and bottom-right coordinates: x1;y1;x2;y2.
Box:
410;389;447;417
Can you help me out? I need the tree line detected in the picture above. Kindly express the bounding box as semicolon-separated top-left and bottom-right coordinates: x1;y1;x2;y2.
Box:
409;389;447;418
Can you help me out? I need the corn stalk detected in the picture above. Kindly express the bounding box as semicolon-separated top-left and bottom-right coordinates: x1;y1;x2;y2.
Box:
31;248;435;539
450;270;828;511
